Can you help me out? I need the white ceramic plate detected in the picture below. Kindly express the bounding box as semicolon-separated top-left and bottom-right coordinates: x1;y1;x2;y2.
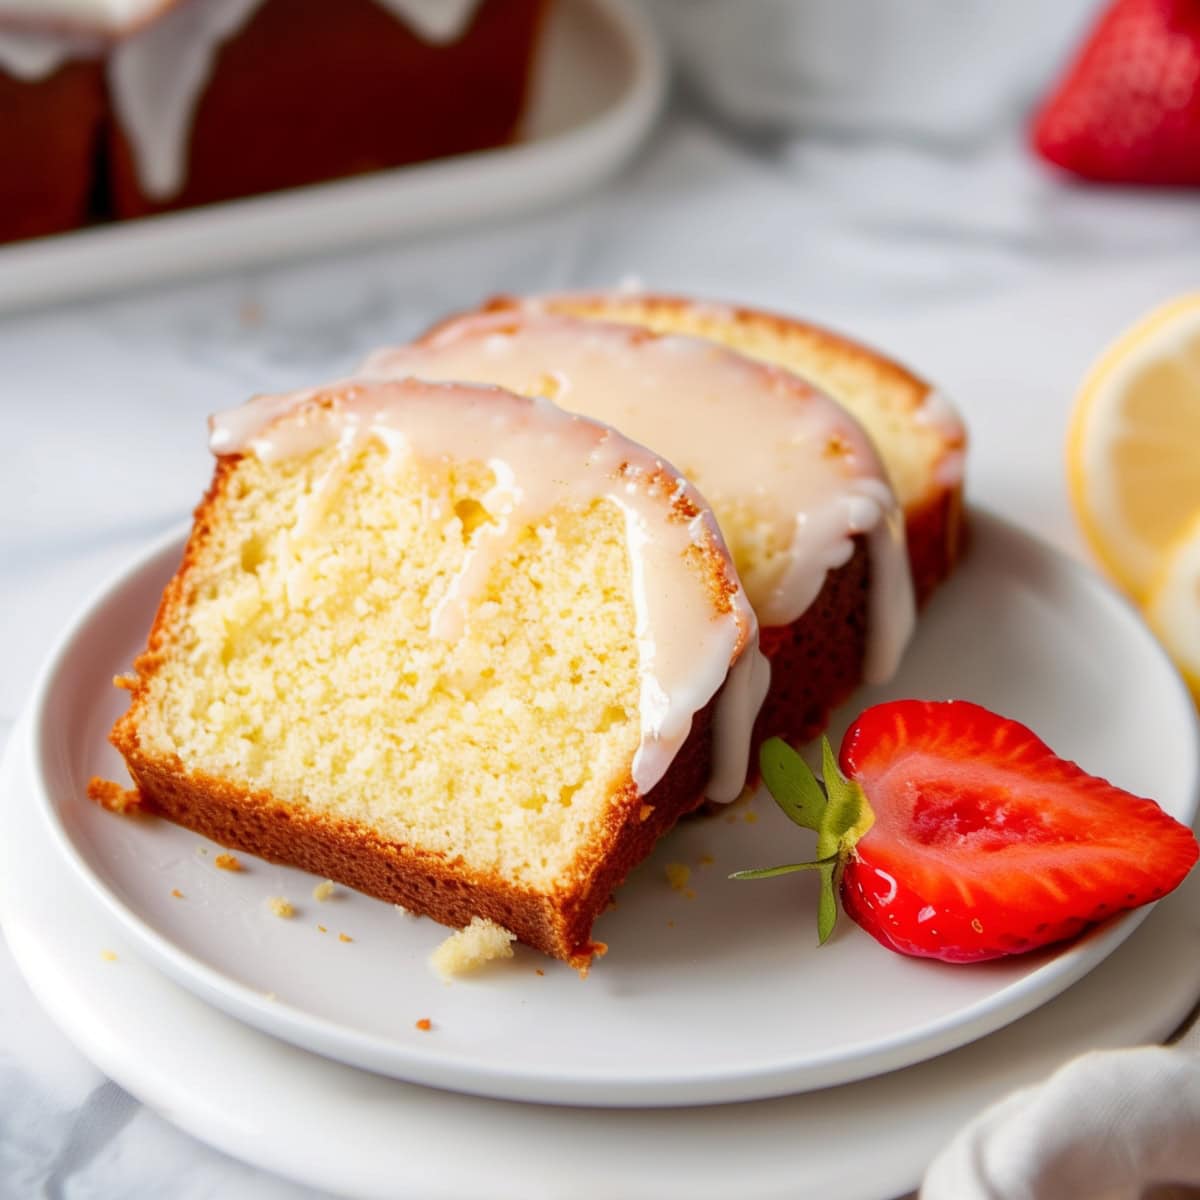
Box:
29;509;1200;1107
0;0;664;315
6;720;1200;1200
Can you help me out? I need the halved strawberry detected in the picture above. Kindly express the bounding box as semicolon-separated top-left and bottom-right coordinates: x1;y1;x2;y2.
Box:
735;700;1198;963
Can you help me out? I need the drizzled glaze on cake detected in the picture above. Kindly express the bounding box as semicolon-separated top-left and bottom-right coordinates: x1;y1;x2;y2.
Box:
209;377;766;804
0;0;483;194
362;312;916;684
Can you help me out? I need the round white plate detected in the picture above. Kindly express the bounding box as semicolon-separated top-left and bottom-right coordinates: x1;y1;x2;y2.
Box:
0;0;665;315
29;509;1200;1107
5;723;1200;1200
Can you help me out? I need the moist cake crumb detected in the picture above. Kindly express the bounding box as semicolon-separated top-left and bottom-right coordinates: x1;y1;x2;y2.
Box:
268;897;295;918
215;853;243;872
312;880;335;901
431;917;516;979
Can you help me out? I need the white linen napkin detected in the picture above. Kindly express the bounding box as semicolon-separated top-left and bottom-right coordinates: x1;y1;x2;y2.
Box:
921;1020;1200;1200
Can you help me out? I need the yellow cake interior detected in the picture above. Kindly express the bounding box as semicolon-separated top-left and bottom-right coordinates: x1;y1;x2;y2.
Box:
131;438;643;891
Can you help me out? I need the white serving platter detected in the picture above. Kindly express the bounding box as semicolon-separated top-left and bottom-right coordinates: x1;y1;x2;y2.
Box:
0;0;664;315
28;508;1200;1107
4;716;1200;1200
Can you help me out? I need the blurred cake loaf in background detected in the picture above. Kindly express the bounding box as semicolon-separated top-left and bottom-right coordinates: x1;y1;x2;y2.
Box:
0;0;549;244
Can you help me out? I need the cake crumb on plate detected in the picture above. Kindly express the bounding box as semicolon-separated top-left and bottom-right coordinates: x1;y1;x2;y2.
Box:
665;862;691;891
431;917;516;979
267;897;295;918
312;879;335;901
215;853;242;872
86;777;141;814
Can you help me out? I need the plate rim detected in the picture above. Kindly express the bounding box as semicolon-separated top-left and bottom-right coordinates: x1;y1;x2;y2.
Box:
6;723;1200;1200
26;507;1200;1106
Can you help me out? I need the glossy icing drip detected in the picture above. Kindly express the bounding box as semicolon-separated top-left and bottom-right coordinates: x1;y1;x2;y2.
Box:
0;0;165;33
109;0;258;199
2;0;483;198
915;388;968;489
209;379;763;804
362;312;916;683
0;28;99;78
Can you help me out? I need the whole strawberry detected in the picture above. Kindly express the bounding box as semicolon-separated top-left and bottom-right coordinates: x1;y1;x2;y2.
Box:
735;700;1199;963
1032;0;1200;184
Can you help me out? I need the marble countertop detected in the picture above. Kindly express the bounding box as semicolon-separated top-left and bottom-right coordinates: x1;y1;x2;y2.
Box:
4;5;1200;1194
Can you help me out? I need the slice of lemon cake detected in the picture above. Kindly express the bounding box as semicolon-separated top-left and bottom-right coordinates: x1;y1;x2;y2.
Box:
479;291;968;606
362;310;914;755
107;379;760;969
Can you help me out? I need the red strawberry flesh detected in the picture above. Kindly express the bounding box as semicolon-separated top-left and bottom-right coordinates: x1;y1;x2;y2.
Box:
1031;0;1200;185
838;700;1199;962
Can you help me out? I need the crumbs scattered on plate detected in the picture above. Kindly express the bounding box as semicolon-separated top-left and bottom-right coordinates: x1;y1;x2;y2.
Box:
267;897;295;918
215;853;243;872
665;863;691;891
86;777;141;814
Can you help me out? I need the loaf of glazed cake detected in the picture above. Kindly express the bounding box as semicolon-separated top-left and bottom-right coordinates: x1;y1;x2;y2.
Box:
363;309;916;756
107;378;761;969
479;292;968;606
0;0;548;244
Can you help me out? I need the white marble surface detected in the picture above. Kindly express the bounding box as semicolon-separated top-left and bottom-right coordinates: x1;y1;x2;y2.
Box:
4;1;1200;1195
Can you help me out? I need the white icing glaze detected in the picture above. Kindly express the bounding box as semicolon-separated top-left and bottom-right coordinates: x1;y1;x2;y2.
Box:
109;0;258;199
0;0;166;34
709;639;771;803
373;0;481;44
361;312;915;683
208;378;762;804
0;28;99;79
3;0;483;196
0;0;479;37
915;387;968;489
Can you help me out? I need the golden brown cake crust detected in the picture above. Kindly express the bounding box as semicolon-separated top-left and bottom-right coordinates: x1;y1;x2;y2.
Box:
112;699;715;972
755;540;869;755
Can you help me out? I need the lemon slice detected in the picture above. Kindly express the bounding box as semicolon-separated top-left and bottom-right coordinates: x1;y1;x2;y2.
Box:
1145;511;1200;703
1067;294;1200;600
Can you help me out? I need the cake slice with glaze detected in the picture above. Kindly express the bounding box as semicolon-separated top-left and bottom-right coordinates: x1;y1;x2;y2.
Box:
362;310;915;757
107;379;760;970
475;291;968;606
